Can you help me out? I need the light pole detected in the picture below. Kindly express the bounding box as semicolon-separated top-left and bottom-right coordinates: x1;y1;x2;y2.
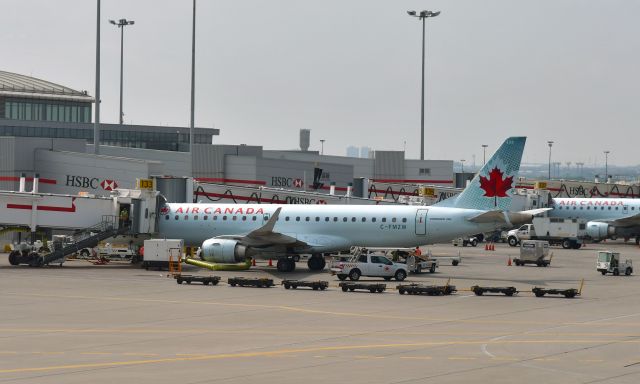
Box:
604;150;610;182
407;9;440;161
481;144;488;165
94;0;101;154
109;18;134;125
460;159;465;175
547;141;554;179
320;139;325;155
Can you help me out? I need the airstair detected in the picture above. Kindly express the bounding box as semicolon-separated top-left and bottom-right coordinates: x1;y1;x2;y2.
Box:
8;216;128;267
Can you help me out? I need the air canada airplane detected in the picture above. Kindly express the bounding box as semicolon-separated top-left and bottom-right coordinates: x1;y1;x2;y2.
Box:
549;198;640;244
158;137;534;272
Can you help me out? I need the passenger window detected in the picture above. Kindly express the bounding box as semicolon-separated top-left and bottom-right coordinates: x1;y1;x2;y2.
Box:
286;216;290;221
372;218;377;222
608;207;612;210
361;217;366;222
402;218;407;223
382;218;387;222
615;207;619;210
325;217;330;222
351;217;356;222
184;215;189;220
343;217;347;222
174;215;179;220
252;216;256;221
232;216;237;221
223;216;227;220
315;217;320;222
296;217;301;221
333;217;338;222
392;218;397;222
213;216;218;220
165;215;170;220
194;215;198;220
242;216;247;221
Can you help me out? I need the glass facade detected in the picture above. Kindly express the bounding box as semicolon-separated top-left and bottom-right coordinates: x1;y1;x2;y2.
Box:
0;124;212;151
3;98;91;123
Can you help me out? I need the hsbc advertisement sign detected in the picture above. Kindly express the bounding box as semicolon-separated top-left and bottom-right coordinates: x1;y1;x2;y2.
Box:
65;175;119;191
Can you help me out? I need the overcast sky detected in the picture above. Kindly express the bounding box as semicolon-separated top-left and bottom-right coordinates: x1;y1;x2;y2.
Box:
2;0;639;167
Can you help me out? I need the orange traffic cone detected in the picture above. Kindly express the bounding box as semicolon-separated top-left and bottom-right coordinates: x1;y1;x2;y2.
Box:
508;257;512;266
491;243;495;251
485;243;489;251
252;258;256;267
268;259;273;267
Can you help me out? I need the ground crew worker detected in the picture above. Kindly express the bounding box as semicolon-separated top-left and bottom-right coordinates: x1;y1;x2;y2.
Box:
414;246;422;257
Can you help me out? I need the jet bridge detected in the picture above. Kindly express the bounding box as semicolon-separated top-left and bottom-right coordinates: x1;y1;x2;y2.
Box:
1;176;159;266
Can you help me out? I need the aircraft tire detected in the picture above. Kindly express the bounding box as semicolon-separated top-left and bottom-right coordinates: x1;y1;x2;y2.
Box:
307;254;326;271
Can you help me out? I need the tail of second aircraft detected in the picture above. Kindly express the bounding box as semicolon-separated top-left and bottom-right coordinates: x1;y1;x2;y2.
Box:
434;137;526;211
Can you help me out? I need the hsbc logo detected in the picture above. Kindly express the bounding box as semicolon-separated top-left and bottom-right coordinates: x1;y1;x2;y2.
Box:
271;177;304;188
100;180;119;191
66;175;119;191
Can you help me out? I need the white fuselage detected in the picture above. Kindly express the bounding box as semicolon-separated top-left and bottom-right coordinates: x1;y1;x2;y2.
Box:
158;204;500;254
550;198;640;221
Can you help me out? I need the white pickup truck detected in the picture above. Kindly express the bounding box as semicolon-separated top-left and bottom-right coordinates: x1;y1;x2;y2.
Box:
330;252;408;281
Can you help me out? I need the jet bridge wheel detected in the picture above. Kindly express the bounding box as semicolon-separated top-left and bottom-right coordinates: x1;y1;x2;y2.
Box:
8;251;20;266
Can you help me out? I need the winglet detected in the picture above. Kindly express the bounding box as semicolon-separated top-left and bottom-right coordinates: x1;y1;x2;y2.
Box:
250;207;281;235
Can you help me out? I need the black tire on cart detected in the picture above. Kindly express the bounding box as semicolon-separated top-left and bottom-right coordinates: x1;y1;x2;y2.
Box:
626;268;633;276
349;288;355;292
230;283;236;287
399;288;406;295
452;260;459;266
474;288;483;296
369;288;376;293
177;278;183;284
204;281;209;285
601;270;607;275
505;289;515;296
564;292;576;298
430;264;436;273
313;286;318;290
186;280;191;284
377;288;384;293
337;274;347;281
284;283;291;289
534;291;545;297
342;286;348;292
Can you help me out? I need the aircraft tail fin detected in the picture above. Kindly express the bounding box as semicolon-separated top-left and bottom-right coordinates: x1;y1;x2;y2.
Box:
434;137;526;211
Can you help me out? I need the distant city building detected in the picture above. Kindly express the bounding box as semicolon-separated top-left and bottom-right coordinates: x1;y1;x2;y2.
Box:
0;70;218;151
360;146;371;158
346;146;359;158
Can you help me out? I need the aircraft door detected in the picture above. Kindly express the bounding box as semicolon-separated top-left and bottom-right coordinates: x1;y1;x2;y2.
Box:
415;209;428;235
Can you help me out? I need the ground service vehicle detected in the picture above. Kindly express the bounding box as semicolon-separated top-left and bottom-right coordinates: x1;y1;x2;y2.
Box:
330;249;408;281
452;236;478;247
143;239;184;270
513;240;552;267
597;251;633;276
339;282;386;293
388;248;439;273
175;275;220;285
507;217;587;249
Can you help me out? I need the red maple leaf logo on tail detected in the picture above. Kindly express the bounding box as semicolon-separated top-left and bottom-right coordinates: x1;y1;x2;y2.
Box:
479;167;513;207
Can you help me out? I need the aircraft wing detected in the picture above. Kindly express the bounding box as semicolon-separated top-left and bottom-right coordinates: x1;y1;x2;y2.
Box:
597;213;640;227
215;207;308;248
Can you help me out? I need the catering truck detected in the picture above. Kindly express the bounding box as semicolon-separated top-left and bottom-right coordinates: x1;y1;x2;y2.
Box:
507;217;587;249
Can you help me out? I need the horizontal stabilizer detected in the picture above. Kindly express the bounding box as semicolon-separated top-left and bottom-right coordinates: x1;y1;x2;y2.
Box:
467;210;507;224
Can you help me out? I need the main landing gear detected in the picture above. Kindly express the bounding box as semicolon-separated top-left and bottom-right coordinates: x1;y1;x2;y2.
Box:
307;253;326;271
276;257;296;272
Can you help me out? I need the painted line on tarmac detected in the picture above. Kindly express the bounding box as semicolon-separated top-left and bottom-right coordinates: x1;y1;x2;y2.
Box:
8;292;640;328
0;339;635;374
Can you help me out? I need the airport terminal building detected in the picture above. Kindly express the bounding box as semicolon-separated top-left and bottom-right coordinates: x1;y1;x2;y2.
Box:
1;71;454;198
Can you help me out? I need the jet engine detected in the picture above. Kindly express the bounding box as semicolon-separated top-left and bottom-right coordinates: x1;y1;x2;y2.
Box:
200;239;248;263
586;222;615;241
